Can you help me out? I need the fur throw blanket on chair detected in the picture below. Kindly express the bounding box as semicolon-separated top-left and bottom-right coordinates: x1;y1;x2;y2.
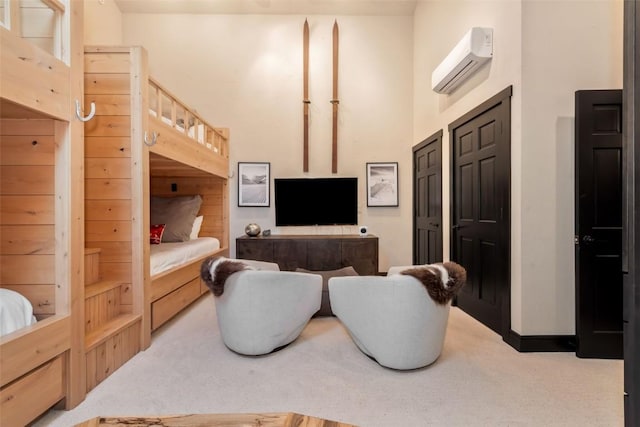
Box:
400;262;467;305
200;256;254;296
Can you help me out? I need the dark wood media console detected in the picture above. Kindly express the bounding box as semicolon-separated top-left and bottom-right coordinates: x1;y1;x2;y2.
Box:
236;234;379;275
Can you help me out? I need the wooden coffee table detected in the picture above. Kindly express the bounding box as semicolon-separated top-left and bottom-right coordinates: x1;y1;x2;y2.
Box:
75;412;357;426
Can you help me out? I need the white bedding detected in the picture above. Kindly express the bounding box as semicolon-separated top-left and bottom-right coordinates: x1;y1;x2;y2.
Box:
0;288;37;337
150;237;220;277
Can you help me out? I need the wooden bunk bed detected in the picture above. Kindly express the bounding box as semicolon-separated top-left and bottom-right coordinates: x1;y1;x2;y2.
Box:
83;45;229;391
0;1;85;425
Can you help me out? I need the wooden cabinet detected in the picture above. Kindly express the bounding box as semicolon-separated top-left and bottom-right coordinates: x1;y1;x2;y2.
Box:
236;235;379;275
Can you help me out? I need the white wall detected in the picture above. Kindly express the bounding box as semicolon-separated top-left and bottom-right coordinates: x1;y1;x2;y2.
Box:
519;0;623;334
84;0;123;45
413;0;622;335
120;14;414;271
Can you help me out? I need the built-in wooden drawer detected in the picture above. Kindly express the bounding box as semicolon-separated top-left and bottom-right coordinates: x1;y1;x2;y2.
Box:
151;262;200;301
151;278;201;331
0;355;64;427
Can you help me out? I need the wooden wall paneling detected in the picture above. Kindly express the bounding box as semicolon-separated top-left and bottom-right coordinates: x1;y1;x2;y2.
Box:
119;284;133;311
0;134;56;165
1;254;55;284
84;51;131;74
97;263;131;284
84;116;131;138
1;284;55;316
85;200;132;221
85;179;132;200
85;220;132;242
1;165;55;194
0;225;55;254
1;120;57;329
111;331;124;374
85;158;132;179
85;348;97;392
0;195;55;223
84;136;131;158
104;335;115;382
0;118;55;136
83;73;130;96
94;341;107;386
88;241;132;263
84;94;131;116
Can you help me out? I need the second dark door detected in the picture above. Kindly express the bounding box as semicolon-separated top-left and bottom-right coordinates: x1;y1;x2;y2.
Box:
575;89;623;359
450;87;512;336
413;130;443;264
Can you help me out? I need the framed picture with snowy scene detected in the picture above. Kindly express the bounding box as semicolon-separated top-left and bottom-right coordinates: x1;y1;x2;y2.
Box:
366;162;398;207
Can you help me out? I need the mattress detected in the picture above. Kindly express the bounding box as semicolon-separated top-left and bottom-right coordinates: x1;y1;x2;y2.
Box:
150;237;220;277
0;288;37;337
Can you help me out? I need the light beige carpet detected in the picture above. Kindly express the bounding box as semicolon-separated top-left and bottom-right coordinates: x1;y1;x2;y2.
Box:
35;295;623;427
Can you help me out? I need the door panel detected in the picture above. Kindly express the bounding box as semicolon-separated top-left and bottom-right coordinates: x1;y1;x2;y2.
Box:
450;88;511;336
575;89;623;359
413;131;443;265
623;4;639;420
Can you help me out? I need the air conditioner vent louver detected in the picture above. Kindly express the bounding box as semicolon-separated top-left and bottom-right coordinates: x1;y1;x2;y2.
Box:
431;27;493;94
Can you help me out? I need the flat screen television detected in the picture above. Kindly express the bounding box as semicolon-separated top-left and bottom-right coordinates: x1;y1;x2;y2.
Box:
274;177;358;226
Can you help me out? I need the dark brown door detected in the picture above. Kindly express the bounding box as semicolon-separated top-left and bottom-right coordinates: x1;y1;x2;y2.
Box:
575;89;623;359
450;87;511;336
623;1;640;422
413;130;443;265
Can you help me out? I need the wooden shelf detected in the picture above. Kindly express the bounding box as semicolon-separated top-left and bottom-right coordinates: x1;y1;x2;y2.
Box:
85;314;141;351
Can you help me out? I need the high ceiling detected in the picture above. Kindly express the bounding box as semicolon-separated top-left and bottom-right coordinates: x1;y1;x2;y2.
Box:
113;0;418;16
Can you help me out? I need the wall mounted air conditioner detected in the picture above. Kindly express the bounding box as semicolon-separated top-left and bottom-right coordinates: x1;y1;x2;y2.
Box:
431;27;493;94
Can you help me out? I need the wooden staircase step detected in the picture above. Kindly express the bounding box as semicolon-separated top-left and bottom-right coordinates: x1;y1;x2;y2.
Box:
85;313;141;351
85;280;125;300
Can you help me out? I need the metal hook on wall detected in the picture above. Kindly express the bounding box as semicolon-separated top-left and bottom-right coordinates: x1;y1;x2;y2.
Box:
75;99;96;122
144;131;158;146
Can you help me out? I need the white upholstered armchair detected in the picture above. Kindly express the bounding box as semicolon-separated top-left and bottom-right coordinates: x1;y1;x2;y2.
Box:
202;258;322;356
328;262;466;370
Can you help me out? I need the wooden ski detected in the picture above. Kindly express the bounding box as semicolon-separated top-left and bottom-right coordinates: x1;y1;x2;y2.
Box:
303;19;310;172
331;20;339;173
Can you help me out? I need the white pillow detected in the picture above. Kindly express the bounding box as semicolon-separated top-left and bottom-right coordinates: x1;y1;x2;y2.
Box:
190;215;204;240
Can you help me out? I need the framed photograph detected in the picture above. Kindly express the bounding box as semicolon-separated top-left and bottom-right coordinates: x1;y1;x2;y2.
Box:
238;162;270;207
366;162;399;207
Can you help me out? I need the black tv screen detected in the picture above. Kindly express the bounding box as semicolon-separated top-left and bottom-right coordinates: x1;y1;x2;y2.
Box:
274;178;358;226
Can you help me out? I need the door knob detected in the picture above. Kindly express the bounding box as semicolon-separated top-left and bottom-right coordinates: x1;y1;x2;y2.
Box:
452;224;464;230
582;235;595;244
